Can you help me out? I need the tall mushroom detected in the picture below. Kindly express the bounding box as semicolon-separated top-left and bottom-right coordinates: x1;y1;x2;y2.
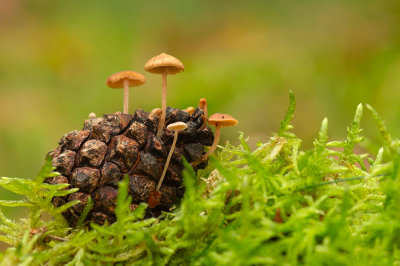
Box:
144;53;184;138
106;71;146;114
193;113;238;166
148;121;187;208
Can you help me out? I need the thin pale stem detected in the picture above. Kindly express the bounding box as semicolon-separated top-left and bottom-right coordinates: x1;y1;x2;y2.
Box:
192;125;221;166
157;71;167;137
294;173;389;192
202;125;220;160
123;79;129;114
157;130;178;191
48;235;68;242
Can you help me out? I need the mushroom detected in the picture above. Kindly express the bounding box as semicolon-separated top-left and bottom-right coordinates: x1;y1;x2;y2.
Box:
198;98;208;119
106;71;146;114
185;106;195;116
157;121;187;191
144;53;184;138
88;112;96;119
149;108;162;120
149;108;162;128
198;98;209;130
148;121;187;208
193;113;238;166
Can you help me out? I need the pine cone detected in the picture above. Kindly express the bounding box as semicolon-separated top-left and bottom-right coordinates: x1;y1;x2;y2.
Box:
46;107;213;226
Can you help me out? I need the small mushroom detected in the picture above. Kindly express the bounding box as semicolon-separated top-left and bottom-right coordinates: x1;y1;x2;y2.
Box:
157;121;187;191
193;113;238;166
148;122;187;208
149;108;162;120
89;112;96;119
197;98;209;130
106;71;146;114
144;53;184;138
198;98;208;119
185;106;195;116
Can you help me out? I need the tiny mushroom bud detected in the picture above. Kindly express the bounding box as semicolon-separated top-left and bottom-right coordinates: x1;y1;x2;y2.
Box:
89;112;96;119
185;106;195;116
198;98;208;119
148;121;187;208
193;113;238;166
144;53;184;138
106;71;146;114
149;108;162;120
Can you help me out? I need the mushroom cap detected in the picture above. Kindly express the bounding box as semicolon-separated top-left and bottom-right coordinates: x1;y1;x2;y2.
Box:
144;53;184;74
208;113;238;127
167;121;188;131
149;108;162;119
106;71;146;88
185;106;195;115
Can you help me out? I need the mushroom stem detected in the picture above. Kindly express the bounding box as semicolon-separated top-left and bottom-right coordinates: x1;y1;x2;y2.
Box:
192;125;221;167
202;125;221;160
123;79;129;114
157;71;167;137
156;129;178;191
203;105;208;119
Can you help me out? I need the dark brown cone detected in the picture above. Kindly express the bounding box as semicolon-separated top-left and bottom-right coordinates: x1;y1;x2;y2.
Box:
132;152;163;180
107;136;139;172
47;107;213;226
100;162;121;186
46;175;68;186
52;150;76;176
144;134;167;158
129;175;156;202
59;130;90;151
71;167;100;193
90;119;114;143
92;186;118;214
77;139;107;167
125;121;148;148
68;192;89;214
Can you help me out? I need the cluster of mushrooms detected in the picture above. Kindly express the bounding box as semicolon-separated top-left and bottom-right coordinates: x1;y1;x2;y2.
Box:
105;53;238;208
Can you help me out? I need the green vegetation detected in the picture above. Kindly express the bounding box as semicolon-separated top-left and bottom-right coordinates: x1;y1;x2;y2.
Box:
1;93;399;265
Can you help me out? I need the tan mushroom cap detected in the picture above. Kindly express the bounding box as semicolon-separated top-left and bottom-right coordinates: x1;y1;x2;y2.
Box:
167;121;188;131
149;108;162;119
208;113;238;127
185;106;195;115
144;53;184;74
106;71;146;88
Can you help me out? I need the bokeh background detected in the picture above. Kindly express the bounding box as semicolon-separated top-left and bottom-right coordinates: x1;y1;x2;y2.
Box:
0;0;400;211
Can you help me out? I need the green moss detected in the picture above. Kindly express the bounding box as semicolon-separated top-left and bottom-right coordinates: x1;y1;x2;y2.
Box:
1;93;399;265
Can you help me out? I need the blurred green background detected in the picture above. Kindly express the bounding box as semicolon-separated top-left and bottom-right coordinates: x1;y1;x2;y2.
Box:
1;0;400;183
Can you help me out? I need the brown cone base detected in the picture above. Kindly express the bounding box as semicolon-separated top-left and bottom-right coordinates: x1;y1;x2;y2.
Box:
46;107;213;227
